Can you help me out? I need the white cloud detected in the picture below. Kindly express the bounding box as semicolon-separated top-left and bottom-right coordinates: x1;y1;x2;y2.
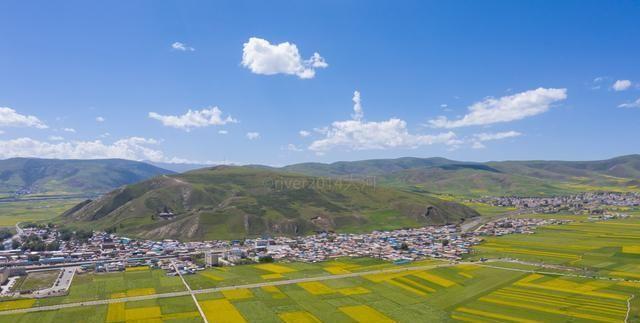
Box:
470;131;522;149
99;132;111;138
428;88;567;128
171;42;195;52
241;37;328;79
96;116;105;122
0;107;48;129
48;135;64;141
299;130;311;137
612;80;632;91
618;98;640;108
0;137;178;162
309;91;458;152
63;127;76;133
285;144;303;152
351;91;363;120
473;131;522;141
246;132;260;140
218;130;228;135
148;107;236;131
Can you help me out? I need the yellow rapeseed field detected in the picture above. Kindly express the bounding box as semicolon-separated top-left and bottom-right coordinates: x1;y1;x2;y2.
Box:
125;288;156;297
105;302;125;322
622;245;640;254
278;311;321;323
515;275;627;300
201;271;224;281
338;286;370;295
124;266;149;272
386;279;428;296
161;311;201;320
110;292;126;299
125;306;162;321
412;271;456;287
454;307;541;323
297;281;334;295
324;266;351;275
260;273;283;280
254;264;295;274
0;299;35;311
200;299;247;323
339;305;395;323
222;288;253;300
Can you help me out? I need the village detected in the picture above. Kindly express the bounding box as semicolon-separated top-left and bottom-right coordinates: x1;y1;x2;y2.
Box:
471;192;640;215
0;215;576;299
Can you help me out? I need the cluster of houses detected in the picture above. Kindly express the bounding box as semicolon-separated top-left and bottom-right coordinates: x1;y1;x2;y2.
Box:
474;218;572;236
472;192;640;215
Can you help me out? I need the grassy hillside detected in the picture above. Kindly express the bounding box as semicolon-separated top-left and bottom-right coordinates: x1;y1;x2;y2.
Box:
58;166;479;240
0;158;173;196
281;155;640;196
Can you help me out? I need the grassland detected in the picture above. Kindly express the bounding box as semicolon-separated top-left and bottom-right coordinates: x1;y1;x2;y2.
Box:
0;199;82;227
12;270;59;293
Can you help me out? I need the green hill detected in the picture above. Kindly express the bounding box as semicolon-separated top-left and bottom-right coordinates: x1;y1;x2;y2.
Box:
0;158;173;196
280;155;640;196
59;166;480;240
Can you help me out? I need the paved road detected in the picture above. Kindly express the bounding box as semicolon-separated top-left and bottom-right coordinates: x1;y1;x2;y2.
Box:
0;259;637;317
32;267;77;298
0;262;456;316
172;260;208;323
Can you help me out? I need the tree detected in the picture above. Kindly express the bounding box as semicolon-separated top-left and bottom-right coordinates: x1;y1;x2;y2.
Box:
59;228;73;241
258;255;274;263
46;241;60;251
0;228;12;240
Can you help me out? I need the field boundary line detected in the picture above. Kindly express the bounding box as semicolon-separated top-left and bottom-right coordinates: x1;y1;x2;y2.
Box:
2;259;638;317
626;294;635;323
0;262;454;316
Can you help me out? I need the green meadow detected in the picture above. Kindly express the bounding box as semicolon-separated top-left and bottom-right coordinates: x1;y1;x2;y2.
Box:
0;199;83;227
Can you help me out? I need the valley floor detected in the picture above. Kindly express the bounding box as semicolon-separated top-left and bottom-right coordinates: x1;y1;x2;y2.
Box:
1;216;639;322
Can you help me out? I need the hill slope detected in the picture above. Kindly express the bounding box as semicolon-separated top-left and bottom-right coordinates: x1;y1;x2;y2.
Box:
0;158;173;196
280;155;640;196
59;166;479;240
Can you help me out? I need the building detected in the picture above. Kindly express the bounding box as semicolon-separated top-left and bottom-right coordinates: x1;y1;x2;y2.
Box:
204;251;219;267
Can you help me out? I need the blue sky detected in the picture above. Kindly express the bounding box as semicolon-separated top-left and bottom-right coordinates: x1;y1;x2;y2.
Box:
0;0;639;166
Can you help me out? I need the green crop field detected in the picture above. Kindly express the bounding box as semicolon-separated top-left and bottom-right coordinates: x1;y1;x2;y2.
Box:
2;215;639;322
2;251;638;322
0;199;83;227
469;216;640;278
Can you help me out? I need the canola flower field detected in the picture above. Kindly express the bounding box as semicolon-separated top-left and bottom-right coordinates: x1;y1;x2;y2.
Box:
1;216;639;322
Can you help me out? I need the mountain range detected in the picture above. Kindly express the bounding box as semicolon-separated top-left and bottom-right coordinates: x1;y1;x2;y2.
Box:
59;166;479;240
5;154;639;240
278;154;640;196
0;158;172;196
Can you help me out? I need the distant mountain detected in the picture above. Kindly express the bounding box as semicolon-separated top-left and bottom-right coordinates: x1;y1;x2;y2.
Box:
59;166;479;240
0;158;173;196
144;161;211;173
280;155;640;196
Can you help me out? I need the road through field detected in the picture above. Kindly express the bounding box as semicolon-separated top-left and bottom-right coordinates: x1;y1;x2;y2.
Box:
172;260;208;323
0;261;456;316
0;259;637;317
